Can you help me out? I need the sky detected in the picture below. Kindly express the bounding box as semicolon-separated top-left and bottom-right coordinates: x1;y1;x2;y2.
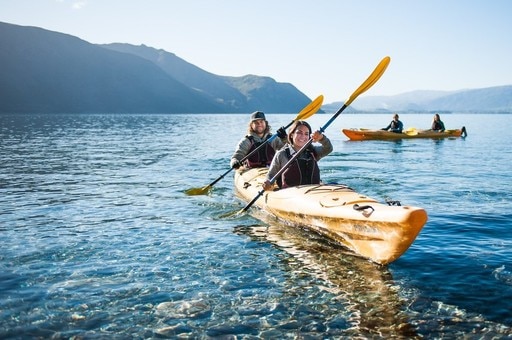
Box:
1;0;511;104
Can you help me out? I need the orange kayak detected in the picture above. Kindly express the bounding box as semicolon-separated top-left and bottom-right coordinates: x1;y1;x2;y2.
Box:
342;126;467;141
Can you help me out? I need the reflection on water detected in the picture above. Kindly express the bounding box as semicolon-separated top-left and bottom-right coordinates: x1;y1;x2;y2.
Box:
233;216;418;338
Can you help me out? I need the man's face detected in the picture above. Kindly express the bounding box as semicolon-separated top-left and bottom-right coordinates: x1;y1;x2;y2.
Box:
251;119;267;135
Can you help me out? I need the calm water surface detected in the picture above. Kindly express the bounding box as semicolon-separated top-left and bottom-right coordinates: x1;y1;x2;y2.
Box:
1;112;511;338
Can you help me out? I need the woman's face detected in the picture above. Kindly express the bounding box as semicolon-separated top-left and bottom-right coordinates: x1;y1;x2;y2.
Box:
292;125;310;148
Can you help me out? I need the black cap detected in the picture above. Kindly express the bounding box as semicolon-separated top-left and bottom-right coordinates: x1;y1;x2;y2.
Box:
250;111;266;121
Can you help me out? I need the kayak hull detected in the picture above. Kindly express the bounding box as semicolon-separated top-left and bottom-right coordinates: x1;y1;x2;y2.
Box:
235;168;428;265
342;128;466;141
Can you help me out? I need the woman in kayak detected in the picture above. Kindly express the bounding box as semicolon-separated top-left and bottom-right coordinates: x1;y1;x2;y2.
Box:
262;120;333;190
381;113;403;133
431;113;446;132
230;111;287;169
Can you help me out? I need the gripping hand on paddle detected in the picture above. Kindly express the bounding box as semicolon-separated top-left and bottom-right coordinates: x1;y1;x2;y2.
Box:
276;127;287;139
262;180;273;191
230;159;242;169
311;130;324;142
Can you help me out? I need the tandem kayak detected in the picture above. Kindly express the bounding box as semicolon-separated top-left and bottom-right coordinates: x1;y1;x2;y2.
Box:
234;168;428;265
342;126;467;141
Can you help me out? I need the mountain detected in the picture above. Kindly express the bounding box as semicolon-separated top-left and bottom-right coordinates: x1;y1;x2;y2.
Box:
100;43;248;111
1;21;511;114
325;87;512;113
427;86;512;112
101;43;311;113
0;22;310;114
222;74;310;113
0;22;224;113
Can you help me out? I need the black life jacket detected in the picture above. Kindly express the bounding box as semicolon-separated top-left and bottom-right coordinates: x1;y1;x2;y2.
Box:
280;147;320;188
432;121;443;130
243;135;275;168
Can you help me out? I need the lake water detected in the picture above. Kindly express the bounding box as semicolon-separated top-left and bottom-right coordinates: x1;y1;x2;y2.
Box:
1;112;511;338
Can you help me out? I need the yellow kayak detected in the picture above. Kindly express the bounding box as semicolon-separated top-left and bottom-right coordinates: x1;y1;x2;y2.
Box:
235;168;428;265
342;126;467;141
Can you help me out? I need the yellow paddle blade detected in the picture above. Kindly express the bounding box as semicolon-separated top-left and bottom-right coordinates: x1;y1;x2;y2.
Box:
404;127;418;136
345;56;391;107
295;95;324;121
184;185;211;196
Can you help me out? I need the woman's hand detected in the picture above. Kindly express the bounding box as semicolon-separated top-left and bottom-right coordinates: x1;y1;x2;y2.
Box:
311;130;324;142
262;180;272;191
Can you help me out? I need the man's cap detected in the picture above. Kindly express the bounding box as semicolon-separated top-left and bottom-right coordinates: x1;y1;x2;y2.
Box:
250;111;266;121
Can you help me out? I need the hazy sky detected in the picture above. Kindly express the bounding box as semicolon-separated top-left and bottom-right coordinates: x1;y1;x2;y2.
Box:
1;0;511;104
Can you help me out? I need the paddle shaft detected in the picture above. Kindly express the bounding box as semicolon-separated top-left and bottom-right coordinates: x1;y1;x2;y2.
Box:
319;104;347;133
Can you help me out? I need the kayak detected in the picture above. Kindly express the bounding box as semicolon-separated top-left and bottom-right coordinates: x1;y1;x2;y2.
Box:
234;168;428;265
342;126;467;141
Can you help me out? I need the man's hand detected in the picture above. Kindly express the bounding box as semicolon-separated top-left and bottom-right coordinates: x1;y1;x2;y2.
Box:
231;160;242;169
276;127;287;139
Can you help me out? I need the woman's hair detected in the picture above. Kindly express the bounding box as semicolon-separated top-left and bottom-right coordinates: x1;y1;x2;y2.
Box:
288;120;312;145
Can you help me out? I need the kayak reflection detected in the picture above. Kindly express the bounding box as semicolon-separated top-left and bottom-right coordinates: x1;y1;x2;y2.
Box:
233;219;418;338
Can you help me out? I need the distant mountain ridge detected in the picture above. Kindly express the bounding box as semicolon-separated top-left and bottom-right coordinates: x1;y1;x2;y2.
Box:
0;22;223;113
0;22;310;114
324;86;512;113
101;43;310;113
1;21;511;114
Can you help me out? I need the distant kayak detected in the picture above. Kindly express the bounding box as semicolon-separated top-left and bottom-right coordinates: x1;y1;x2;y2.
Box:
235;168;428;265
342;126;467;141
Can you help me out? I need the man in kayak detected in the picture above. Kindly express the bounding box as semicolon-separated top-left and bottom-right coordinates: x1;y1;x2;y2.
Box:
381;113;403;133
230;111;287;169
262;120;333;190
431;113;446;132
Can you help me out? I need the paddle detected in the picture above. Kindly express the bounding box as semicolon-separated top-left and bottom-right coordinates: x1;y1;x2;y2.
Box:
404;127;418;136
241;56;391;212
185;95;324;196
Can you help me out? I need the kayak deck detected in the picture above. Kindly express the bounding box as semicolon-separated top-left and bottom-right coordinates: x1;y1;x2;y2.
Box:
342;127;467;140
235;168;428;265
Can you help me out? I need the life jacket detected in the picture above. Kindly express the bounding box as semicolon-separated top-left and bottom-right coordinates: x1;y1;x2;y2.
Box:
280;147;320;188
243;135;275;168
432;121;443;130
